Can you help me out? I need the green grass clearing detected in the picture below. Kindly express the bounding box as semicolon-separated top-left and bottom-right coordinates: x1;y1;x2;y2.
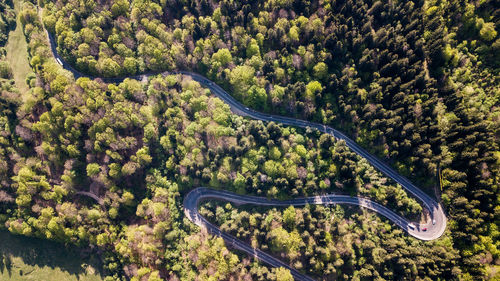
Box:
0;230;104;281
5;0;32;98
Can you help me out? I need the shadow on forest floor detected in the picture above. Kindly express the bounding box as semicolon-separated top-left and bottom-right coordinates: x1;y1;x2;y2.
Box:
0;229;104;281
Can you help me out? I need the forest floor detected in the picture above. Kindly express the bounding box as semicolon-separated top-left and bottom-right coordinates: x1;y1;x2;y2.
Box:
5;0;32;98
0;230;104;281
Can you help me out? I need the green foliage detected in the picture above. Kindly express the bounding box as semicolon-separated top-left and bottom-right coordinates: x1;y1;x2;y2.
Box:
274;267;294;281
202;202;460;280
479;22;497;42
305;80;322;100
212;48;232;67
229;65;255;97
111;0;129;17
86;163;100;177
0;1;15;45
244;85;267;110
312;62;328;79
282;205;296;229
185;234;240;280
4;0;499;280
246;39;260;58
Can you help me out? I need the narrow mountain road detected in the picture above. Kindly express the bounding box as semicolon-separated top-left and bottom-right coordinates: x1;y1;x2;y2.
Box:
43;20;447;281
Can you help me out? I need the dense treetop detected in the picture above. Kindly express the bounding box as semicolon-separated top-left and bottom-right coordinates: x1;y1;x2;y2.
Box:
0;0;497;280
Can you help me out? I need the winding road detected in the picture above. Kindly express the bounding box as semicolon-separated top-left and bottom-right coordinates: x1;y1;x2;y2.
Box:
43;20;446;281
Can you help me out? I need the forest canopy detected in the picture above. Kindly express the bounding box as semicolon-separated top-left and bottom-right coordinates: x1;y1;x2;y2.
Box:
0;0;497;280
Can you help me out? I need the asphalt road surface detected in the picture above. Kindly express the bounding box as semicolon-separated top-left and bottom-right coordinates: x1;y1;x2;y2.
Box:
44;22;447;281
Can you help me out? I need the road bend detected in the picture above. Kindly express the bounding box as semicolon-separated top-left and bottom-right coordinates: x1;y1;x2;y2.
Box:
43;23;447;281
